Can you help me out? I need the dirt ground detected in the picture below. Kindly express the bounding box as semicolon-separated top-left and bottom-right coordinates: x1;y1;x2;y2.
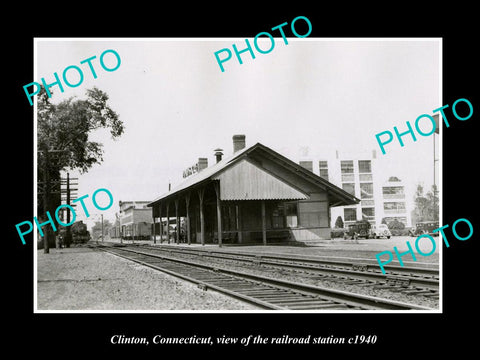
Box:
36;236;440;311
36;246;258;311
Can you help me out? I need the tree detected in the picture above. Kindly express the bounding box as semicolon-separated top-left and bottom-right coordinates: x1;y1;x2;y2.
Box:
37;87;124;252
387;219;405;230
412;184;439;223
334;216;344;229
91;219;113;241
38;87;124;173
426;184;439;221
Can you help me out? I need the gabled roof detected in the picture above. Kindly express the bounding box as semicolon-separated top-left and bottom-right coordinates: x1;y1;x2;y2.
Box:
212;158;309;200
148;143;359;207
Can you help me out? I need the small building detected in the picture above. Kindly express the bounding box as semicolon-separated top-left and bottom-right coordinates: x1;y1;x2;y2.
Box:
148;135;359;246
118;201;153;240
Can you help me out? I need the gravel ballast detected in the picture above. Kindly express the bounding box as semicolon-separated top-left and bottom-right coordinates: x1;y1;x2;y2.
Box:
36;247;258;311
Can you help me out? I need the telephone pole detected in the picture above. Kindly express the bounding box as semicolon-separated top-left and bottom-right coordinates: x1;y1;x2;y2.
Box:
38;149;64;253
60;173;78;248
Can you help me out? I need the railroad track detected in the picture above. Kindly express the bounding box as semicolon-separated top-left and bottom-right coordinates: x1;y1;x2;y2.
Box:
138;244;439;298
97;245;434;311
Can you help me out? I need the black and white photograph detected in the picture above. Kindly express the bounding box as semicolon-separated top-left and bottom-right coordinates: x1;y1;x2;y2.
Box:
33;38;442;313
6;6;478;356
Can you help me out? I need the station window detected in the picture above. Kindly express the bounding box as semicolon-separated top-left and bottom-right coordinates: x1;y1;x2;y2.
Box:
271;203;285;229
285;202;298;228
271;202;298;228
298;201;327;227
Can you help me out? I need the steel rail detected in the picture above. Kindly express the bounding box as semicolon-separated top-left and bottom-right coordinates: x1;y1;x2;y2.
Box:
99;245;434;311
140;244;439;290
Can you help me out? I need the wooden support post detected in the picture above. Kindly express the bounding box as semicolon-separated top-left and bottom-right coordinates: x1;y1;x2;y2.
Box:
175;198;180;244
166;202;170;244
236;204;243;244
214;182;222;247
261;200;266;246
197;188;205;246
159;203;163;243
152;212;156;244
185;193;191;245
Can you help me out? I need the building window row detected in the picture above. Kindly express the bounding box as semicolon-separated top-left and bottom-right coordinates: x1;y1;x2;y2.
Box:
341;160;354;174
342;183;355;196
383;201;406;213
382;186;405;199
359;173;372;182
319;160;329;181
344;207;357;222
360;183;373;199
362;207;375;219
358;160;372;174
361;199;374;206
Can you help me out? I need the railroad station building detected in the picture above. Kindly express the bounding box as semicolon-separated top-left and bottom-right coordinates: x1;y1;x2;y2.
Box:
147;135;359;246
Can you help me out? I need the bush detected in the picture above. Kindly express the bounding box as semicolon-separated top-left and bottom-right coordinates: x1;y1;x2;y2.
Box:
388;219;406;230
389;228;410;236
331;228;347;238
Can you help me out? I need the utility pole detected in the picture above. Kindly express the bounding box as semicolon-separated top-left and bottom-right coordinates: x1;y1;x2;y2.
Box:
433;133;436;221
60;173;78;247
65;173;72;248
101;214;104;242
38;148;68;253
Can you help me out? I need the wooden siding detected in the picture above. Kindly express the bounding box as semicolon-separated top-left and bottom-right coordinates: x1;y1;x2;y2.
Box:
212;159;308;201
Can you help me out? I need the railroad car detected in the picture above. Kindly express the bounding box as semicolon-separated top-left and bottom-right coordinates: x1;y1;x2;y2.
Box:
122;221;152;240
57;221;91;245
70;221;91;243
109;226;121;239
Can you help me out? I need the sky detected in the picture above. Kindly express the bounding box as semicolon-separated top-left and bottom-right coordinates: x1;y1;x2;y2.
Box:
35;38;441;227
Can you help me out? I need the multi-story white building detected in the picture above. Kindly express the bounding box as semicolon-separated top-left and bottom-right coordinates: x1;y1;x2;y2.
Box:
380;176;411;227
298;149;411;229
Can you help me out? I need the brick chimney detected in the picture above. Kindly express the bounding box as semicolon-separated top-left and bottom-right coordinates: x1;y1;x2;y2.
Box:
198;158;208;172
214;148;224;163
233;134;246;153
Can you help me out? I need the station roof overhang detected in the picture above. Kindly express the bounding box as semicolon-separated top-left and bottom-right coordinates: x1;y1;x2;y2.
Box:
148;143;359;208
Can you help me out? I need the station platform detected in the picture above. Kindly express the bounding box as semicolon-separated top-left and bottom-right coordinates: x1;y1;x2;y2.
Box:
100;235;440;267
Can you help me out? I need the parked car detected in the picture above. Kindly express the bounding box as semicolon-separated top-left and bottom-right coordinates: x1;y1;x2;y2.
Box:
409;221;439;237
344;220;371;240
370;224;391;239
